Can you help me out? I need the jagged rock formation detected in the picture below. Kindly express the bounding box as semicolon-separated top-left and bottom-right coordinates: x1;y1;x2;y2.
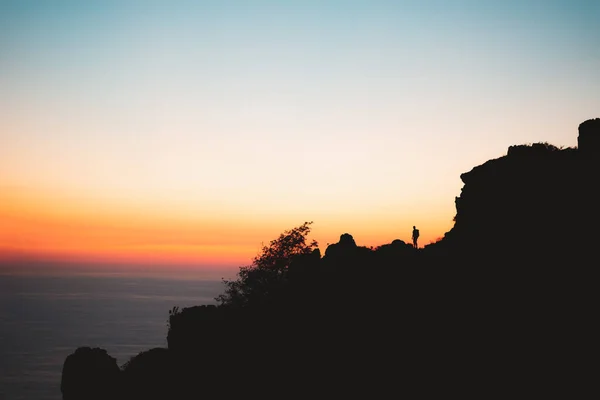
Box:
431;118;599;266
422;121;599;382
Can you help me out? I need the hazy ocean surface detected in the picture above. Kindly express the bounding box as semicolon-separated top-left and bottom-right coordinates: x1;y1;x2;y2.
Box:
0;271;225;400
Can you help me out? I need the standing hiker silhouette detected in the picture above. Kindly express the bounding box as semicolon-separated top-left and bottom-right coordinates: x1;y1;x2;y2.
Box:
412;226;420;248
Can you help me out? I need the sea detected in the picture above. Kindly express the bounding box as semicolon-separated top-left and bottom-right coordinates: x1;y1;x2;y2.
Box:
0;269;227;400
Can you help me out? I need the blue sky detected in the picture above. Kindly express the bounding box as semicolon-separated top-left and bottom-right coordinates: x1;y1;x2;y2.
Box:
1;0;599;265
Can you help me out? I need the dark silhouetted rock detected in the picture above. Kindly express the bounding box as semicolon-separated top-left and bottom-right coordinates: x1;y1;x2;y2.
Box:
374;238;416;268
61;347;121;400
323;233;374;263
578;117;600;156
121;348;175;400
440;129;597;266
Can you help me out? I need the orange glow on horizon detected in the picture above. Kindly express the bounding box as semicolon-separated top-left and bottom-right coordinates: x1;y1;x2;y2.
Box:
0;187;454;270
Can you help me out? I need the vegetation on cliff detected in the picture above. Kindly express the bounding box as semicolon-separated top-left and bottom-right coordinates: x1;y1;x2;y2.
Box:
62;119;599;399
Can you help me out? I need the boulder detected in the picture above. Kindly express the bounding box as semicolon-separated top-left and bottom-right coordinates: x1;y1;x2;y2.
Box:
61;347;121;400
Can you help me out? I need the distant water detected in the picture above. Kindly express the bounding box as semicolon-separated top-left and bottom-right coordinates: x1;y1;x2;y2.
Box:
0;271;225;400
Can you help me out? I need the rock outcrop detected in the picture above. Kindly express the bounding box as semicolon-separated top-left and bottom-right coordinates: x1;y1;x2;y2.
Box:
431;119;599;266
578;117;600;156
121;348;174;400
61;347;121;400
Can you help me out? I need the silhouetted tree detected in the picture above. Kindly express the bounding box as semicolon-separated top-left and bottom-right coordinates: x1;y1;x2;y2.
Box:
215;221;319;308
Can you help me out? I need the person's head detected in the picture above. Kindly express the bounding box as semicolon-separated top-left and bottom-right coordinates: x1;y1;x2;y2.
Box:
413;226;416;229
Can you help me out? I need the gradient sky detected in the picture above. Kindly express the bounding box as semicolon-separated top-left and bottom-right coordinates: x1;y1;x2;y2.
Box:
1;0;599;274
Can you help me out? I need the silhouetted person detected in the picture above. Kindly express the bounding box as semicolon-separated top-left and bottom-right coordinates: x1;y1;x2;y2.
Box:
412;226;419;248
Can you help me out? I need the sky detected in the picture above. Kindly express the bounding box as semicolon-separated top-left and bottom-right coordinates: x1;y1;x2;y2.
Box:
1;0;599;276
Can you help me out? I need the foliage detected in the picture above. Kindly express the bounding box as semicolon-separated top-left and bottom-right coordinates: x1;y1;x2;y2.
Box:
166;306;180;331
215;221;318;308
